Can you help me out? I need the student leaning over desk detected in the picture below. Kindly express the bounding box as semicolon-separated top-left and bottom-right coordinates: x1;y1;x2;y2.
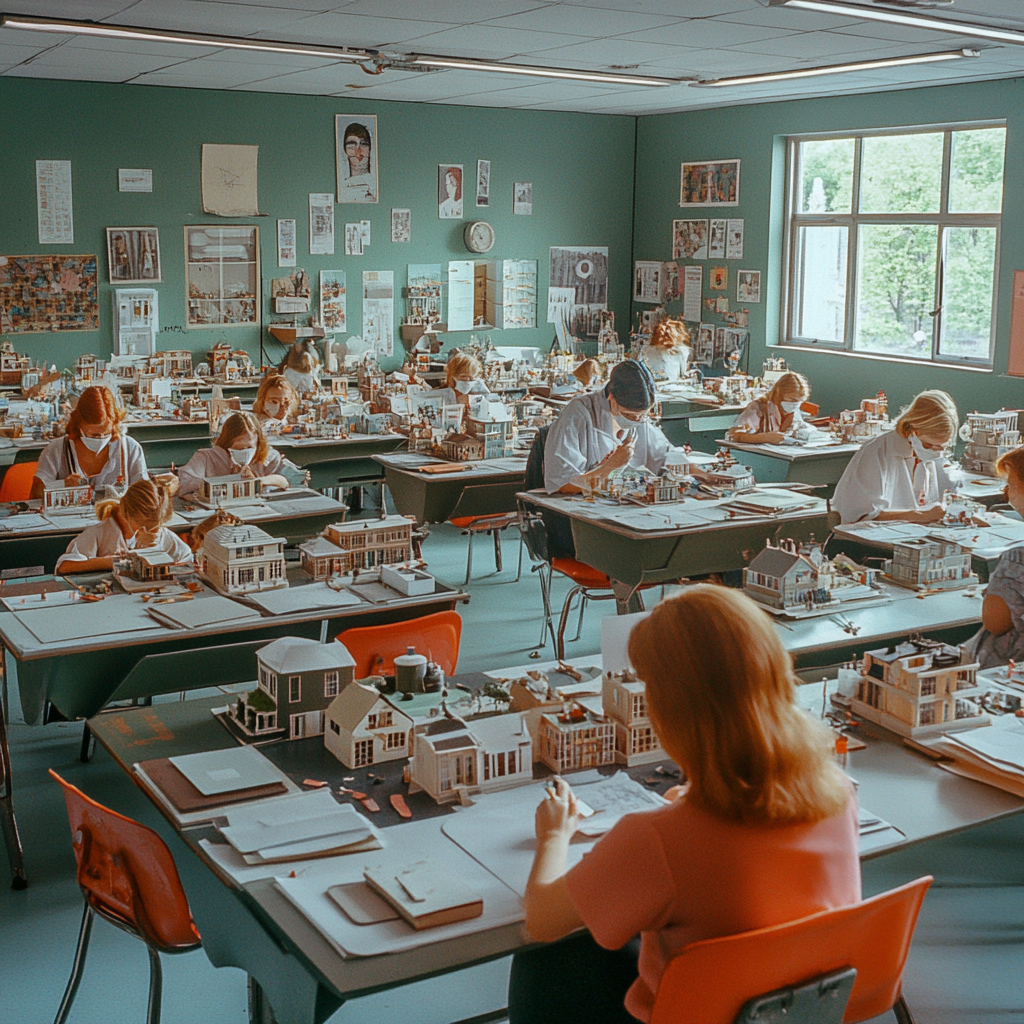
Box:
509;586;860;1024
252;372;299;432
832;389;960;525
726;371;812;445
55;478;192;574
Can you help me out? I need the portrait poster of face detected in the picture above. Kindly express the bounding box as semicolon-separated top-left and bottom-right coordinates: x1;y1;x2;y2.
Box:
438;165;464;220
737;270;761;303
391;208;411;243
476;160;490;207
335;114;378;204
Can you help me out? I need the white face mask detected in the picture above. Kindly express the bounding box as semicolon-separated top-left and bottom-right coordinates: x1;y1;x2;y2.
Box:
229;446;257;466
613;414;640;431
453;379;474;394
909;434;945;462
80;433;111;453
780;401;801;414
263;401;282;418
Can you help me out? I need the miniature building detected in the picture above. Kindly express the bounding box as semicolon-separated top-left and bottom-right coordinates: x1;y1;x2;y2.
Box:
299;516;414;579
231;638;356;741
354;410;394;435
602;671;665;766
408;711;532;804
466;404;515;459
852;637;986;737
148;350;194;377
195;473;263;509
207;343;233;378
690;449;755;493
536;701;615;773
197;522;287;594
0;342;29;386
442;432;485;461
120;547;175;583
835;392;890;443
75;354;97;381
324;682;413;767
43;482;94;512
884;536;977;590
962;411;1020;476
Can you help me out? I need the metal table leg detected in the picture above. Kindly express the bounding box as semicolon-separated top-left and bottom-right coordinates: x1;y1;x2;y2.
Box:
0;645;27;889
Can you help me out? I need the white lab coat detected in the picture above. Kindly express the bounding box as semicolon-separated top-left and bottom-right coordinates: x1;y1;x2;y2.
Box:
640;345;689;382
543;389;671;494
283;367;318;393
56;517;192;572
832;430;959;524
177;446;296;497
36;433;149;490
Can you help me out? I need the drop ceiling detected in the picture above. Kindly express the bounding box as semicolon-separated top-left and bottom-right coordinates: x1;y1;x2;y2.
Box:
2;0;1024;114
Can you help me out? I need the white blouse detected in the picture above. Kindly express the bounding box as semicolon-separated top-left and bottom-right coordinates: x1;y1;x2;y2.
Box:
543;389;672;494
177;446;295;497
56;517;192;571
832;430;959;524
640;345;689;382
36;433;149;490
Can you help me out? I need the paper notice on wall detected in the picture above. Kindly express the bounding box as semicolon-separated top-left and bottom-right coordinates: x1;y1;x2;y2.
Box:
201;144;259;217
682;265;703;322
309;193;335;255
362;270;394;357
277;219;296;267
320;270;346;333
36;160;74;244
118;168;152;193
726;219;744;260
447;260;475;332
546;285;575;326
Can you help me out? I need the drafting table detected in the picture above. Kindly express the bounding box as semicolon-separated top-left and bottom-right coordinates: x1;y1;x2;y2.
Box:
274;434;408;493
375;452;528;524
519;489;831;612
657;395;746;449
85;667;1023;1024
716;438;861;497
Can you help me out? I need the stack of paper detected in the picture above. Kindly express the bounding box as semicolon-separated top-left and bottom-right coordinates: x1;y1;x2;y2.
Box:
932;717;1024;797
857;808;904;854
362;862;482;930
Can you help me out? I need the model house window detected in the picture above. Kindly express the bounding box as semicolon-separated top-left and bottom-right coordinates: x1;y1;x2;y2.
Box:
289;675;301;702
324;671;339;698
329;720;340;734
783;123;1005;367
354;738;373;767
385;731;405;750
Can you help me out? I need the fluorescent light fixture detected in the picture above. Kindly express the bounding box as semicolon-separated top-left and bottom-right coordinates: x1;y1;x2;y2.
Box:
769;0;1024;46
408;55;680;87
0;13;377;62
694;47;979;87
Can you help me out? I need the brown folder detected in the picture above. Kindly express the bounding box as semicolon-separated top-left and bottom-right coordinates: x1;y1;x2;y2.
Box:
137;757;287;813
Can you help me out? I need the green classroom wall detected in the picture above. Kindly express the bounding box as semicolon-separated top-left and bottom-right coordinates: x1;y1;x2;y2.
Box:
0;76;636;371
633;77;1024;420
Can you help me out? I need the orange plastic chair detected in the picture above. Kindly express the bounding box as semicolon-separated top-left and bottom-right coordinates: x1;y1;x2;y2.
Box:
49;770;202;1024
337;609;462;677
449;512;523;585
0;460;38;502
649;876;932;1024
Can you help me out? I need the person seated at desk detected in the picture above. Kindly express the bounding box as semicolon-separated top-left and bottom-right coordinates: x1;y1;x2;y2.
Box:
509;586;859;1024
832;389;959;525
176;411;299;497
55;478;191;574
544;360;670;494
433;352;491;408
252;373;299;432
639;320;691;383
726;371;811;444
32;385;152;501
278;339;320;394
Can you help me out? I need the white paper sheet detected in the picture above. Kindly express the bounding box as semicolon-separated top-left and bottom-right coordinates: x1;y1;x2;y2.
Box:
14;595;167;644
118;168;152;193
682;265;703;322
362;270;394;357
201;144;259;217
0;514;50;532
36;159;74;243
240;584;363;615
146;594;262;630
309;193;335;256
277;218;296;267
169;746;286;797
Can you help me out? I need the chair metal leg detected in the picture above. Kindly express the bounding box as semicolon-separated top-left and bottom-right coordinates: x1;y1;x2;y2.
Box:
572;592;589;643
515;531;524;583
79;722;94;763
556;586;584;661
892;995;917;1024
530;564;556;657
54;904;94;1024
463;531;474;586
492;529;503;573
0;646;27;889
146;944;163;1024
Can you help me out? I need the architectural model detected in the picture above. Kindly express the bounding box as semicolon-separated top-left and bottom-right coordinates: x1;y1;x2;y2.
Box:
834;392;890;443
298;515;415;579
194;474;263;509
851;637;987;737
325;682;413;767
883;536;978;591
42;481;94;512
441;432;485;461
0;341;29;385
961;411;1020;477
230;637;356;741
602;670;665;766
536;701;616;773
117;547;176;584
196;522;287;594
689;448;755;494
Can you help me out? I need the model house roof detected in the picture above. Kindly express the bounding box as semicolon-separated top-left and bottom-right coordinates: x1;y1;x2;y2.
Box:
748;547;805;578
298;536;344;557
130;548;174;566
258;637;355;674
326;682;406;731
468;712;529;750
327;515;413;536
204;523;286;552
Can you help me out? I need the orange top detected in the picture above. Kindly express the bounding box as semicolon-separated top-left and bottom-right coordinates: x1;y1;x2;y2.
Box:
566;783;860;1022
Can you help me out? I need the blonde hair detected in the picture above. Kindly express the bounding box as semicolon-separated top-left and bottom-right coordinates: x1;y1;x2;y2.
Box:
768;372;810;406
445;352;482;389
572;359;602;387
628;586;848;825
96;479;173;530
253;373;298;420
649;320;691;351
895;390;958;441
215;411;269;464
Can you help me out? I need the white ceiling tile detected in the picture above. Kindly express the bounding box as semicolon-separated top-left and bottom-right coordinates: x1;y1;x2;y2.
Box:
113;0;313;35
408;24;591;56
56;36;223;59
486;3;683;38
829;22;990;44
642;49;794;75
132;56;293;85
521;38;694;66
143;69;305;89
248;11;459;47
621;19;797;48
3;62;140;83
338;0;552;23
711;6;865;32
0;41;52;64
561;1;753;16
214;0;348;9
187;48;340;67
725;33;936;58
0;28;73;49
28;47;190;75
333;68;518;99
3;0;143;17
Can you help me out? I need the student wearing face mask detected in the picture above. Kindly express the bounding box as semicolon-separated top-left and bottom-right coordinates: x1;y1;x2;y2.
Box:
832;389;960;525
727;372;811;444
433;352;491;408
56;478;192;574
253;373;300;431
32;385;151;500
176;412;297;497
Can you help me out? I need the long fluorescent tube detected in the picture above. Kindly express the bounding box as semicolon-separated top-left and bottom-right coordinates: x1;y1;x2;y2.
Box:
0;13;377;62
408;55;680;87
694;47;979;87
769;0;1024;46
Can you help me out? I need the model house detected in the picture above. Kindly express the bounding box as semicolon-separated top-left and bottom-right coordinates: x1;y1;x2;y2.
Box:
962;410;1020;476
690;450;755;493
442;432;485;461
0;342;29;386
836;392;891;443
42;482;94;512
884;536;977;590
119;547;176;583
536;701;616;773
324;682;413;767
466;402;515;459
196;522;287;594
230;637;356;741
298;516;414;579
602;671;665;766
195;474;263;509
852;637;987;737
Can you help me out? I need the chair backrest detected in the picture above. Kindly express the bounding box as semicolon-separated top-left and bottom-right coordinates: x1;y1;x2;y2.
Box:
0;461;39;502
650;876;932;1024
517;497;551;565
49;770;201;951
336;609;462;677
523;425;550;492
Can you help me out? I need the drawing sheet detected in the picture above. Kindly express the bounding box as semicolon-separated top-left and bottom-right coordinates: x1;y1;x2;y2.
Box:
146;594;262;630
36;159;74;244
682;265;702;322
14;595;167;644
309;193;335;255
201;144;259;217
362;270;394;357
241;584;363;615
170;745;286;797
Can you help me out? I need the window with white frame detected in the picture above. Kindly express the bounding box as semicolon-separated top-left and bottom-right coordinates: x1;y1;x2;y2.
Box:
783;122;1005;366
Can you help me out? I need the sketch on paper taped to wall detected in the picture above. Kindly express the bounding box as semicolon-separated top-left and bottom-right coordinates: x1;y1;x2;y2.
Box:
201;144;259;217
548;246;608;338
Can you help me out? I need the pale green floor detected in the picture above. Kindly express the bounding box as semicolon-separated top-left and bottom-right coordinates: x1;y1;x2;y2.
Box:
0;523;1021;1023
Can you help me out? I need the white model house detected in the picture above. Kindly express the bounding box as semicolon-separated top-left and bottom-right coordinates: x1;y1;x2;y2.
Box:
298;516;414;579
43;482;94;512
120;547;176;583
195;474;263;509
324;683;413;768
536;702;616;773
884;536;977;590
408;711;532;804
962;411;1020;476
836;392;890;443
602;671;665;766
197;522;287;594
851;637;987;737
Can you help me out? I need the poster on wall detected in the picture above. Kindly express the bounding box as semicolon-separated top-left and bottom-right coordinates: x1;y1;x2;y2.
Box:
709;266;728;291
344;223;363;256
708;220;726;260
672;219;707;260
201;144;259;217
277;219;296;267
679;160;740;208
438;164;464;220
391;208;411;243
726;219;744;260
513;182;533;216
319;270;346;332
36;160;74;244
309;193;335;255
335;115;378;203
447;261;475;332
0;254;98;333
118;169;152;193
362;270;394;357
547;246;608;337
737;270;761;303
184;225;259;328
682;265;702;322
633;261;663;304
476;160;490;207
106;227;160;284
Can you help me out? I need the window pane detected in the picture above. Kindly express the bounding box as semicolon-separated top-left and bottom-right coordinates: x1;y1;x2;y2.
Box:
794;225;848;342
859;133;943;214
799;138;854;213
938;226;996;360
949;127;1005;214
855;224;938;357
